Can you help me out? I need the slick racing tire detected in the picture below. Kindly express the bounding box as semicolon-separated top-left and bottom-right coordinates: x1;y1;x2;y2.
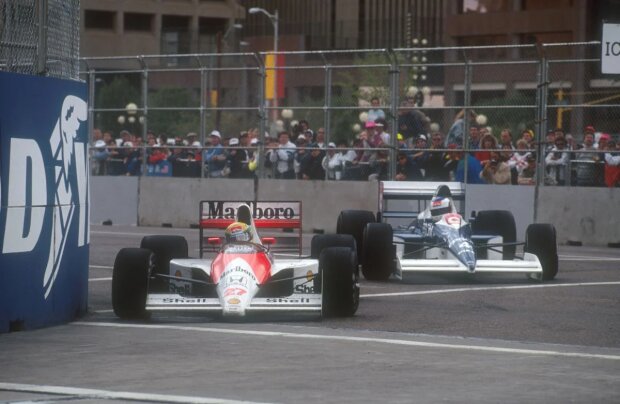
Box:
336;210;376;262
525;223;558;281
361;223;394;281
472;210;516;260
112;248;152;320
311;234;357;260
140;235;188;292
320;247;359;317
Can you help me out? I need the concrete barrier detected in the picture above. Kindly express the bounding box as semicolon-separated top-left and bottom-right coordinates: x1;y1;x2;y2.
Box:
103;177;619;247
91;176;139;225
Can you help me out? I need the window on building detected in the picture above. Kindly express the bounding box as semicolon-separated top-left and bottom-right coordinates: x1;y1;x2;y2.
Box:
161;15;191;55
84;10;115;30
124;13;153;32
199;18;227;36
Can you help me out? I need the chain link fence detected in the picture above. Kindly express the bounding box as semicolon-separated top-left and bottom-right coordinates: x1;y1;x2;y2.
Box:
81;41;620;187
0;0;80;79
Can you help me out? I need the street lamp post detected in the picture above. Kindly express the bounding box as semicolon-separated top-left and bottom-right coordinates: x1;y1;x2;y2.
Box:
249;7;279;122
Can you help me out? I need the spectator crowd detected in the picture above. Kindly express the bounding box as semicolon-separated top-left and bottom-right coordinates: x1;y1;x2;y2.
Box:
91;105;620;187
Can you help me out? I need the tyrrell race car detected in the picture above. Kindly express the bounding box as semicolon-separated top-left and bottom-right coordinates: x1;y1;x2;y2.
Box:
336;182;558;281
112;202;359;319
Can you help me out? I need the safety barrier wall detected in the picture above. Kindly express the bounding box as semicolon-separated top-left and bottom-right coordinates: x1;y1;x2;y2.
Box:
92;176;619;246
0;72;89;333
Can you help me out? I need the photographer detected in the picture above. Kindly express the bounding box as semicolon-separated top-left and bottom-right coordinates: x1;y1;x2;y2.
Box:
480;151;511;185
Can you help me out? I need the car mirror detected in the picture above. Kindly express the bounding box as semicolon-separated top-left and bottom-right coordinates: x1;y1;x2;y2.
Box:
262;237;277;246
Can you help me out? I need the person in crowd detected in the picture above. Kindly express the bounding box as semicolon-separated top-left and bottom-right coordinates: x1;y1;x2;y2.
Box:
565;133;577;150
123;135;143;176
467;125;481;153
424;132;452;181
227;137;251;179
410;134;428;178
451;148;484;184
596;132;610;153
299;144;325;180
146;137;171;176
573;129;600;186
544;130;556;153
368;146;390;181
499;129;515;150
518;153;537;185
508;139;531;177
269;131;296;179
375;118;390;146
298;120;313;141
367;96;385;123
445;109;476;148
397;99;428;141
474;134;497;165
520;129;535;149
315;128;326;148
480;151;511;184
394;151;423;181
322;142;345;180
604;140;620;187
203;130;227;178
544;134;570;185
396;133;408;149
294;133;309;178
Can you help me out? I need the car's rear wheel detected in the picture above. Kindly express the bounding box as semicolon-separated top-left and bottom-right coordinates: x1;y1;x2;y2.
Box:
472;210;516;260
336;210;375;261
525;223;558;281
112;248;152;319
320;247;359;317
361;223;394;281
140;235;188;291
310;234;357;259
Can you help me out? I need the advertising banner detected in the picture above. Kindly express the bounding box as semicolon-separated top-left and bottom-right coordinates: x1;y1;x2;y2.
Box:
0;71;89;332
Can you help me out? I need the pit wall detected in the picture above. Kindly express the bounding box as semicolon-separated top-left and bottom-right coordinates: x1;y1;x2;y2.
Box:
91;177;619;246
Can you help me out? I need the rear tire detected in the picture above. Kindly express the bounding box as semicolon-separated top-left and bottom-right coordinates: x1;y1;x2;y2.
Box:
472;210;516;260
310;234;357;259
361;223;394;281
525;223;558;281
320;247;359;317
112;248;152;319
336;210;375;262
140;235;188;291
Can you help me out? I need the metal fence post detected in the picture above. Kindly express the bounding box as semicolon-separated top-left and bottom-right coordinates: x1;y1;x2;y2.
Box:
87;68;95;145
256;53;267;179
463;56;472;186
138;56;148;176
388;50;400;180
200;66;208;178
36;0;48;75
534;54;549;223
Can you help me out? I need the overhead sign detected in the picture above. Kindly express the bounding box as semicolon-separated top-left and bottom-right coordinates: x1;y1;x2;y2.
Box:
602;22;620;74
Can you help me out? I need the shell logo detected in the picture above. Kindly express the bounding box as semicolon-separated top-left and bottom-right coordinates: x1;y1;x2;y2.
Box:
228;298;241;305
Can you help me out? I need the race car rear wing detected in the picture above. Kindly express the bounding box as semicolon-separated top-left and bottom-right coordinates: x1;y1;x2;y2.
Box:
199;201;302;257
379;181;465;225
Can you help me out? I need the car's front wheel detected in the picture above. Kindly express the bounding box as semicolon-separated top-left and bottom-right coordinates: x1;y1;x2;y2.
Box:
525;223;558;281
320;247;359;317
112;248;152;319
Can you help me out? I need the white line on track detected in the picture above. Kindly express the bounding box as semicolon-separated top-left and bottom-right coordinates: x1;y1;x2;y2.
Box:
89;277;112;282
74;321;620;361
361;281;620;298
90;265;112;269
0;382;272;404
559;255;620;261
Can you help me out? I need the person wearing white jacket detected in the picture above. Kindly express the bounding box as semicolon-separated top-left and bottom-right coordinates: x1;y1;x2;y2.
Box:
269;131;296;179
545;136;570;185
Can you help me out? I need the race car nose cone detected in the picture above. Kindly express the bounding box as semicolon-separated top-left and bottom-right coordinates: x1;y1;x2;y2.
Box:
467;262;476;273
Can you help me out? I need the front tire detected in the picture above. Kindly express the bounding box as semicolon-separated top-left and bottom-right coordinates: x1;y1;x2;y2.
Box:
320;247;359;317
361;223;394;281
112;248;152;319
525;223;558;281
140;235;188;291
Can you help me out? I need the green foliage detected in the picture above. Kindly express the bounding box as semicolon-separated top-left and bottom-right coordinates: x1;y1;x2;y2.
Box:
148;88;200;137
473;91;537;136
94;76;140;135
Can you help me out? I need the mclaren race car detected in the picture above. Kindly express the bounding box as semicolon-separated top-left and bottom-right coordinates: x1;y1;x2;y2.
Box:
112;202;359;319
336;183;558;281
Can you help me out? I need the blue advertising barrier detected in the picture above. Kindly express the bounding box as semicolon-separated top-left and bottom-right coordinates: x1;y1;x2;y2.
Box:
0;72;89;332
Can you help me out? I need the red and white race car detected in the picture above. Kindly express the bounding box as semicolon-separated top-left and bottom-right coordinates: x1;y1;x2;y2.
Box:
112;201;359;319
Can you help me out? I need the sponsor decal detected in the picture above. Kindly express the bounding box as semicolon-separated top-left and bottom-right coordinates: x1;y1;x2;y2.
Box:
227;298;241;305
205;201;298;220
169;283;191;295
443;213;463;226
1;95;88;299
265;297;311;304
224;287;247;297
306;270;314;282
294;283;316;294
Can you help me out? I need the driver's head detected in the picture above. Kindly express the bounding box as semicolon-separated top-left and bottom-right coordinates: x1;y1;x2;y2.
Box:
430;197;451;220
225;222;252;243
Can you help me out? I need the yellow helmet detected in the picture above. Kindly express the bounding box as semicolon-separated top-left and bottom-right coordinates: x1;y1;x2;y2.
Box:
225;222;252;243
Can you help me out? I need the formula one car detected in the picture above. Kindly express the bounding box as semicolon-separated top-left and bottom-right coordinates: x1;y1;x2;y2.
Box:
336;183;558;281
112;202;359;319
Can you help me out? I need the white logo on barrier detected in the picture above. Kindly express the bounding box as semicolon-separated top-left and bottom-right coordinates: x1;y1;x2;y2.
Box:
2;95;89;299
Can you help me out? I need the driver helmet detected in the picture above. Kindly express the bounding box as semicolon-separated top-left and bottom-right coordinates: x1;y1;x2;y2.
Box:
225;222;253;243
430;197;451;220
